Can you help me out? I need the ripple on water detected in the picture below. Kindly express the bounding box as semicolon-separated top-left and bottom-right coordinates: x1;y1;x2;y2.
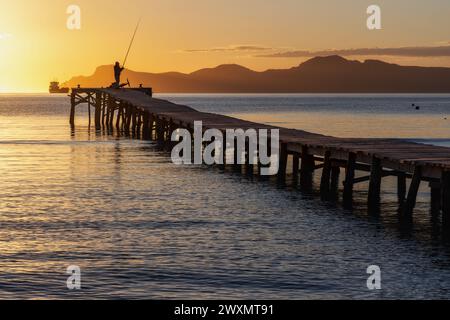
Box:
1;95;450;299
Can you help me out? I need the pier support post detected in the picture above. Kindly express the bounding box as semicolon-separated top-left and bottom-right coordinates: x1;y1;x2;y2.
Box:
164;119;169;141
233;137;241;173
70;92;75;126
108;100;115;129
101;94;106;128
148;114;154;140
131;107;137;134
368;156;382;211
124;104;132;133
300;146;314;190
343;152;357;208
105;98;111;129
404;166;422;216
219;134;226;170
320;151;332;198
155;117;160;141
330;165;341;201
442;171;450;227
292;153;300;186
142;112;150;139
116;106;122;131
245;138;254;176
156;117;164;142
162;119;169;142
88;95;92;127
95;92;102;129
166;119;176;149
121;106;125;131
397;173;407;206
278;143;288;181
137;111;142;136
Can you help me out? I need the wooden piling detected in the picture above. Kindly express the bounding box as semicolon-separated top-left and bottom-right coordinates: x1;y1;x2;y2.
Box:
116;105;122;131
142;112;150;139
156;117;164;142
124;104;132;132
87;94;92;127
368;156;383;209
292;153;300;185
137;111;142;136
149;114;155;140
397;173;407;205
233;137;241;172
105;98;111;129
404;166;422;216
220;134;227;169
300;146;314;189
162;119;169;142
120;106;125;130
95;92;102;129
70;92;75;126
278;143;288;181
101;94;106;127
108;100;115;129
330;165;341;201
343;152;357;207
320;151;332;197
129;107;136;134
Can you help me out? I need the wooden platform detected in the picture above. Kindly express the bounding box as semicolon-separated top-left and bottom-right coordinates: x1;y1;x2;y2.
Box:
70;88;450;220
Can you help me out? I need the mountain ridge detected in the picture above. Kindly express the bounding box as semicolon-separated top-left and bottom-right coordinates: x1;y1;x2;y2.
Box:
62;56;450;93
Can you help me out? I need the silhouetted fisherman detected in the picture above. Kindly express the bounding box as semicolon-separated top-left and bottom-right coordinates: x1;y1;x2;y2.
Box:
110;62;130;89
114;61;124;86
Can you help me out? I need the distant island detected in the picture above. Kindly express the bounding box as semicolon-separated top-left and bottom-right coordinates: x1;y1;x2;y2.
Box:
62;55;450;93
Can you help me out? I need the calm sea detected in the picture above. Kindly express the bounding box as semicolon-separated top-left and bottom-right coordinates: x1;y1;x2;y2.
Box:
0;93;450;299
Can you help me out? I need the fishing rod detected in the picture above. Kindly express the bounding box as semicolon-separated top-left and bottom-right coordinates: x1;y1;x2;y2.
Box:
122;17;142;68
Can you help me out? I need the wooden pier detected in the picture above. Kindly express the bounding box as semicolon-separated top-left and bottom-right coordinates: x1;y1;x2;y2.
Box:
70;88;450;221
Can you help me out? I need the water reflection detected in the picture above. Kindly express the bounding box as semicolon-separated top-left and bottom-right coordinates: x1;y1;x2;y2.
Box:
1;94;450;299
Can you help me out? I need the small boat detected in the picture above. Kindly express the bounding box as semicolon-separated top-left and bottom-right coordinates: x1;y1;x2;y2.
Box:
49;81;69;94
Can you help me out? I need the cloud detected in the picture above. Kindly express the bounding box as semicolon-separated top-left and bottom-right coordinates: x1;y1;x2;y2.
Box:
184;45;273;53
258;46;450;58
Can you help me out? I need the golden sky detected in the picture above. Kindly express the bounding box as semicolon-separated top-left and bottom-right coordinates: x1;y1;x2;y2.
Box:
1;0;450;92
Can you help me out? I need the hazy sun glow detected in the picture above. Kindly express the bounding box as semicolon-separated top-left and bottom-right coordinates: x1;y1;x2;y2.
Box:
1;0;450;92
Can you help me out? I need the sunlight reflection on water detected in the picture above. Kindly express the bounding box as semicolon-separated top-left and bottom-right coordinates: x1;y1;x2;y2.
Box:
0;94;450;299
